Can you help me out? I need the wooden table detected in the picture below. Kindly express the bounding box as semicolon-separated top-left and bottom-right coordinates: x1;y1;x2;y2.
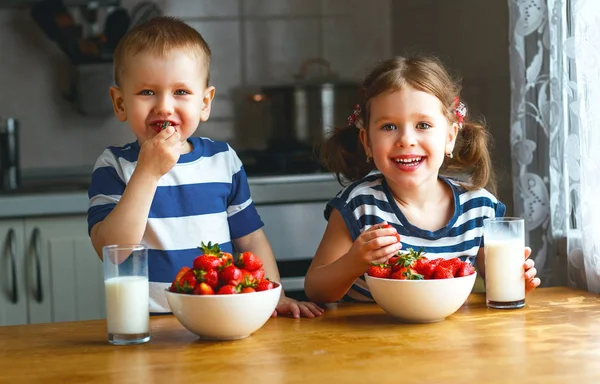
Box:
1;287;599;383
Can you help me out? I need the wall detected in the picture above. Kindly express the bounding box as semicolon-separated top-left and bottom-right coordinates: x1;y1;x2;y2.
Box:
392;0;514;215
0;0;391;173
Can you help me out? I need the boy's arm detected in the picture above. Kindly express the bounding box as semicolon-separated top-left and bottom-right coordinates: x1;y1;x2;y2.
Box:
90;170;159;259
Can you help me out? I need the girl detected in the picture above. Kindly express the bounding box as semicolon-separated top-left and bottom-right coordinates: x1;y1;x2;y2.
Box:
304;56;540;303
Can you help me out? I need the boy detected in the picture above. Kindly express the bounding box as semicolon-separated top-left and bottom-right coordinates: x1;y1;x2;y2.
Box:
87;17;323;318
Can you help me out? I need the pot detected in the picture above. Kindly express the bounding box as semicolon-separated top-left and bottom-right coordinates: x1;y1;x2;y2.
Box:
250;58;359;150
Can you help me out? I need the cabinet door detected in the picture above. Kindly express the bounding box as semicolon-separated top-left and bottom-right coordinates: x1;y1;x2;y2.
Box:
24;215;106;323
0;220;27;326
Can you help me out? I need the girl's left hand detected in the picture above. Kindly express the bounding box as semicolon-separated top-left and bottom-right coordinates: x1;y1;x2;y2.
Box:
524;247;541;294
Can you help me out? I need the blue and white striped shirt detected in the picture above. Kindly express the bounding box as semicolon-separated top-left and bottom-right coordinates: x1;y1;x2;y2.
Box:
88;137;264;312
326;174;505;301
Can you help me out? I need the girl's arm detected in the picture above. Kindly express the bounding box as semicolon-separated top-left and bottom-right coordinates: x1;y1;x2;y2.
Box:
305;209;385;303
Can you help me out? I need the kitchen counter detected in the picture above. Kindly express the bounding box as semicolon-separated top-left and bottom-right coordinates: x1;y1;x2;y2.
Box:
0;173;344;218
0;287;599;383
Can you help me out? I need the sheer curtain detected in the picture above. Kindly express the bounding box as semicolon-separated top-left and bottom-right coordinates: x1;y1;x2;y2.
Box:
508;0;600;292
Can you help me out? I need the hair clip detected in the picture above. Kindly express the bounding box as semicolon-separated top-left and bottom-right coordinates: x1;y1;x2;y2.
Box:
454;96;466;128
347;104;362;127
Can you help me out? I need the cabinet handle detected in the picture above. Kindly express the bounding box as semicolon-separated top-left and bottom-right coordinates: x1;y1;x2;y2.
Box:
31;228;43;303
7;229;18;304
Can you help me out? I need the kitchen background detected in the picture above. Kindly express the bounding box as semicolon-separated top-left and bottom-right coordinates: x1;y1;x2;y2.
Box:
0;0;513;214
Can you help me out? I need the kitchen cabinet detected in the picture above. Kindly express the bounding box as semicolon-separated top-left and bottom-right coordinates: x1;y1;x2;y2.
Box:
0;215;105;326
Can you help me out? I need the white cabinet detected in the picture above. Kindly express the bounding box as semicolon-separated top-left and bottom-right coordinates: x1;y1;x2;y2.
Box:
0;215;105;326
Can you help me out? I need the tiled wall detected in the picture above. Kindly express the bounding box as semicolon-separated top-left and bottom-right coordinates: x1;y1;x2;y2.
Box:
392;0;514;215
0;0;391;172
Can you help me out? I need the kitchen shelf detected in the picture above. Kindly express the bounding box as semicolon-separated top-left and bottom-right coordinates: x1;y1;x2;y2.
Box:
0;0;119;7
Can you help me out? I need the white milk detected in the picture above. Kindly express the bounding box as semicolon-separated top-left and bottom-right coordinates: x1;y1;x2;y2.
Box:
485;239;525;302
105;276;150;335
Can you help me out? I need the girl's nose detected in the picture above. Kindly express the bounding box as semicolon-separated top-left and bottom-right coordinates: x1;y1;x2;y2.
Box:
396;125;417;147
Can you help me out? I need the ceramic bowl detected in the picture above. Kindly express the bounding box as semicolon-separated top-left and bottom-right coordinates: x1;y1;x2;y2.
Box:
164;283;281;340
364;273;477;323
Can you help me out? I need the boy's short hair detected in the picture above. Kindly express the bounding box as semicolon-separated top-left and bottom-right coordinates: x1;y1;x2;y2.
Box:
113;16;211;87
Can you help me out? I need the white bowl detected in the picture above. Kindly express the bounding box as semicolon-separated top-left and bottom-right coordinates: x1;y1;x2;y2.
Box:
364;273;477;323
164;283;281;340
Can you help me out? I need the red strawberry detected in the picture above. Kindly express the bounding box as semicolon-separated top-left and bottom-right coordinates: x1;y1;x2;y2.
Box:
219;264;243;286
236;251;263;271
193;255;221;271
217;285;240;294
193;282;215;295
178;269;197;293
414;258;430;274
382;223;401;243
218;251;234;267
256;280;274;291
170;266;191;292
391;267;422;280
432;265;454;279
456;262;476;277
439;258;463;275
367;263;391;278
196;268;219;288
387;256;399;266
251;268;265;281
241;287;256;293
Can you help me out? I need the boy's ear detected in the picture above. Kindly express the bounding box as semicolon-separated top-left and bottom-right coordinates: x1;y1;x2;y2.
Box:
109;86;127;122
200;86;216;122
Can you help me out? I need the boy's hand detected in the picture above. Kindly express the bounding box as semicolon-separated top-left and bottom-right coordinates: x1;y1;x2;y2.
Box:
349;222;402;266
524;247;541;294
137;126;181;179
273;295;325;318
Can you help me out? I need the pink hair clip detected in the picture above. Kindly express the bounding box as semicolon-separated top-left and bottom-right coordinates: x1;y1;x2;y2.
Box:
454;96;466;128
347;104;362;127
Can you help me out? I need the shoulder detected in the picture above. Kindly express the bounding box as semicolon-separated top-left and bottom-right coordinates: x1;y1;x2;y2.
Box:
93;141;138;170
336;173;385;204
445;178;506;217
192;137;233;157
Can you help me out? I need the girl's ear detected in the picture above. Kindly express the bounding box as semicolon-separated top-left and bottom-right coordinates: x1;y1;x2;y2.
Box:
359;128;371;158
445;122;459;154
109;86;127;122
200;86;216;122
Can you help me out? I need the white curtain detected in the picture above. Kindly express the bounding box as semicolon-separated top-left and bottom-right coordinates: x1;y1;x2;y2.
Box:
508;0;600;292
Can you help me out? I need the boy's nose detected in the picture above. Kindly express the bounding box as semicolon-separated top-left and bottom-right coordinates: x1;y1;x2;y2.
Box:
153;95;175;116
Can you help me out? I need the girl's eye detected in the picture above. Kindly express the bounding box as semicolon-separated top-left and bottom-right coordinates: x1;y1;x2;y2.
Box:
138;90;154;96
175;89;190;95
417;122;432;130
381;123;397;131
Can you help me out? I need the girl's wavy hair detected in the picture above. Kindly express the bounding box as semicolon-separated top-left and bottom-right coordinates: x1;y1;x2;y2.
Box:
319;55;497;195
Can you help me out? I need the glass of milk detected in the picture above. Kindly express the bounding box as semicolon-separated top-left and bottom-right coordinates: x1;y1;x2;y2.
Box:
483;218;525;309
103;244;150;345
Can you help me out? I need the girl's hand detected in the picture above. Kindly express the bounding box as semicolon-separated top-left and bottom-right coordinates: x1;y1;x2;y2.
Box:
349;222;402;266
136;126;181;179
524;246;541;294
273;296;325;318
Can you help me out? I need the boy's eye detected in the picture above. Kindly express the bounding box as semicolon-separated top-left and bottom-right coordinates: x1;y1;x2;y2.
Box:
417;122;432;130
138;90;154;96
175;89;190;95
381;123;397;131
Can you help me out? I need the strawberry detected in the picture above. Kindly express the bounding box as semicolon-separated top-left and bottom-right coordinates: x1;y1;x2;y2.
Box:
178;269;197;293
251;268;265;281
391;267;423;280
170;266;191;292
367;263;392;278
381;223;401;243
218;252;234;267
219;264;243;286
217;284;240;294
432;265;454;279
456;262;476;277
439;258;463;275
241;287;256;293
193;255;221;271
236;251;263;271
256;279;274;291
193;282;215;295
196;268;219;288
387;255;399;266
